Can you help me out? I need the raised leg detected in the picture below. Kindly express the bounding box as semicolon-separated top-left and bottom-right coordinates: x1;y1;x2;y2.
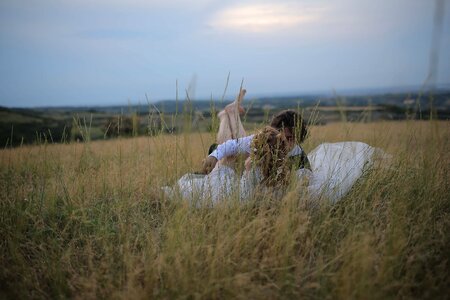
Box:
216;88;247;144
214;89;247;169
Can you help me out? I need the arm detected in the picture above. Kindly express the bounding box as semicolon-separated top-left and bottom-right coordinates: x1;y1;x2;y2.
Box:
209;135;254;160
202;135;254;174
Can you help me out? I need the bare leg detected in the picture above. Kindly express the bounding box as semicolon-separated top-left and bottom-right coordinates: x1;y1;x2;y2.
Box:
215;89;247;169
201;89;247;174
216;88;247;144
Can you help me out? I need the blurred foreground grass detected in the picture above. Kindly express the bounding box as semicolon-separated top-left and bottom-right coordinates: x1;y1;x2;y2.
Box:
0;121;449;299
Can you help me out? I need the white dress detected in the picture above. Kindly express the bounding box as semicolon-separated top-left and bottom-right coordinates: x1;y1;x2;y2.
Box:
165;142;385;205
306;141;378;203
174;166;238;205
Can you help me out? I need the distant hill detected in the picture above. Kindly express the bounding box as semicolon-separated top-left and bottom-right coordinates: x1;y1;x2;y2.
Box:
28;90;450;114
1;90;449;147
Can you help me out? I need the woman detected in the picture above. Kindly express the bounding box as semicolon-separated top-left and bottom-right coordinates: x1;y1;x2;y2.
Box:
171;89;292;204
171;125;291;204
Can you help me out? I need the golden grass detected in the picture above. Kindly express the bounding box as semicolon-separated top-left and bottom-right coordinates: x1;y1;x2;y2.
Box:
0;120;449;299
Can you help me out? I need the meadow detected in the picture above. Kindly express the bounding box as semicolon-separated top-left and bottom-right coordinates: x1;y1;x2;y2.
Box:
0;120;449;299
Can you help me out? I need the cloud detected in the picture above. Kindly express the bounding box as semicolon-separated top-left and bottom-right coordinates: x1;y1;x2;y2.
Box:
206;0;434;43
209;3;325;33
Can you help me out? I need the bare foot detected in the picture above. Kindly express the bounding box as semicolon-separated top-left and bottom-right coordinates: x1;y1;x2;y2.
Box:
224;89;246;115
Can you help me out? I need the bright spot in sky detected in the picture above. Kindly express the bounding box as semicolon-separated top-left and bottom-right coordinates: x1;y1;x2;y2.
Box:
211;4;323;32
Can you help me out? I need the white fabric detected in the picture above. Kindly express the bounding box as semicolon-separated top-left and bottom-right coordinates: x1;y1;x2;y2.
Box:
166;142;381;205
306;142;375;203
239;167;264;200
175;166;237;204
209;134;304;160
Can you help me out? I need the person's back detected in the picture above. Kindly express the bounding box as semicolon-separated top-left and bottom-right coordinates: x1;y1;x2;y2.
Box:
239;126;291;200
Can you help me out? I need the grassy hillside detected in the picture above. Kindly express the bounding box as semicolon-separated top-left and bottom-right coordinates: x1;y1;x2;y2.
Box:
0;121;449;299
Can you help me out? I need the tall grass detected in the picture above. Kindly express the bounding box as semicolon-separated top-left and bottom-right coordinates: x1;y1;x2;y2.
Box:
0;121;448;299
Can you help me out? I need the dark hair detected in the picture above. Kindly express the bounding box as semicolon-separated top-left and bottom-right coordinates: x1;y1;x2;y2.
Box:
270;110;308;143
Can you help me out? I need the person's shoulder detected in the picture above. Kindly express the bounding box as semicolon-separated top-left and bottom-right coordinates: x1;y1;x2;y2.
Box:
238;134;255;140
224;134;254;144
235;134;255;145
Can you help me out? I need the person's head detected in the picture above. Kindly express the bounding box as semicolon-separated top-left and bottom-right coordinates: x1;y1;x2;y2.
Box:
270;110;308;149
250;126;290;187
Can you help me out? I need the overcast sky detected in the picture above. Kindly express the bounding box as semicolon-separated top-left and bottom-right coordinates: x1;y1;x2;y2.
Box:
1;0;449;107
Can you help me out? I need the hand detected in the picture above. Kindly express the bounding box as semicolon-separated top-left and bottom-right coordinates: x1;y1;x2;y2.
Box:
202;156;218;174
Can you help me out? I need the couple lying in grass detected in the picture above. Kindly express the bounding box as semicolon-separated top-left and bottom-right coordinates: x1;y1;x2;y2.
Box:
164;89;385;205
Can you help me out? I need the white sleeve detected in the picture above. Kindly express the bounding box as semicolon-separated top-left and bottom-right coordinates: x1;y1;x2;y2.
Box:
209;135;254;160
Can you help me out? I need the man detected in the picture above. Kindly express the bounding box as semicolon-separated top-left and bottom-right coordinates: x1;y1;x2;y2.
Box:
202;109;310;174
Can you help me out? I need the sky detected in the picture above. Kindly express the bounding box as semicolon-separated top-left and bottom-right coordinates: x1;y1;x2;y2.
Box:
0;0;449;107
